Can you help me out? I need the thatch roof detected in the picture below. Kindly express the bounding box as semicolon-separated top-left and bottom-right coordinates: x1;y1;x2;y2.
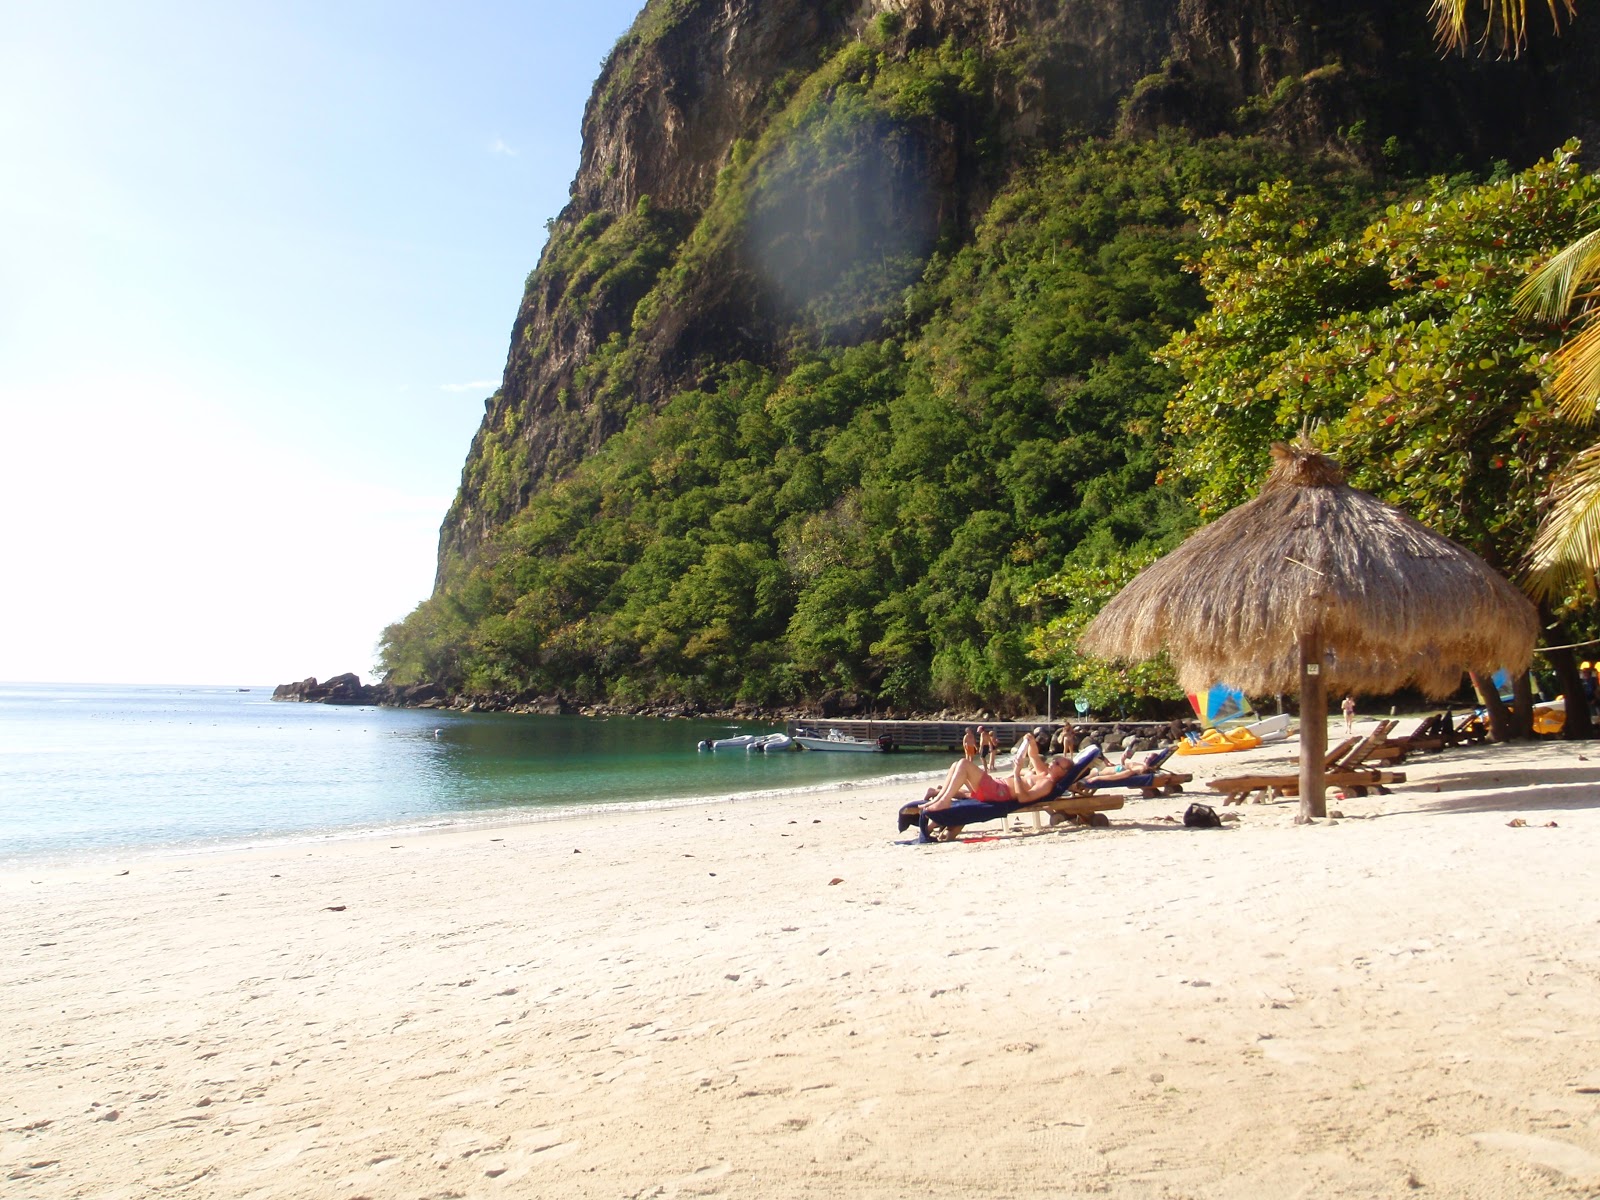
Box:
1079;442;1538;697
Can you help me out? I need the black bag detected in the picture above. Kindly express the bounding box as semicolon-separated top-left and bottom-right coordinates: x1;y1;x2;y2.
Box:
1183;802;1222;829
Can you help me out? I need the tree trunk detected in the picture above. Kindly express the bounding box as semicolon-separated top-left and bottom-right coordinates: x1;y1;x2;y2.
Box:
1298;624;1327;823
1511;670;1535;740
1469;671;1510;742
1544;645;1595;739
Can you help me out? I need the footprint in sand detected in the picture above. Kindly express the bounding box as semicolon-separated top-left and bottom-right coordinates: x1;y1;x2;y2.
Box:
631;1160;732;1197
473;1127;578;1182
1470;1131;1600;1186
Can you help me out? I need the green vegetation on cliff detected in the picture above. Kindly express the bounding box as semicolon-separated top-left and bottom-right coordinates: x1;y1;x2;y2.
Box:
385;2;1600;716
383;132;1387;710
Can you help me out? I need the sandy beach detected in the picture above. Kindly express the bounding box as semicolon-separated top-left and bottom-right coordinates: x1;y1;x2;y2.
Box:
5;723;1600;1199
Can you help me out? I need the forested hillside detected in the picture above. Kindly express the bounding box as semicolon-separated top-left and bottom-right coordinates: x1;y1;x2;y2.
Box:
380;0;1600;715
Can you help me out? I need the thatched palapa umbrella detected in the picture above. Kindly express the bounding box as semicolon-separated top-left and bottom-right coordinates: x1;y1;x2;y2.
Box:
1079;442;1538;821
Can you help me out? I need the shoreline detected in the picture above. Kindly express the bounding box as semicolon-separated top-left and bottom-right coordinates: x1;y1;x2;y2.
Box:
0;764;951;880
5;728;1599;1196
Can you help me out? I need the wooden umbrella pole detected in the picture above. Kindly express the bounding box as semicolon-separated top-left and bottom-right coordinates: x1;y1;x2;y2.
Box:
1298;622;1327;823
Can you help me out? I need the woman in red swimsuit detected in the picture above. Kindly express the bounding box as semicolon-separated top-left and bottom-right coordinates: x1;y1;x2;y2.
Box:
919;732;1072;814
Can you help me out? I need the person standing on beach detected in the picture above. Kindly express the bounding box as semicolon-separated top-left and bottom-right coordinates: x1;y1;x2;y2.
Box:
978;726;998;771
963;727;978;761
1341;694;1356;733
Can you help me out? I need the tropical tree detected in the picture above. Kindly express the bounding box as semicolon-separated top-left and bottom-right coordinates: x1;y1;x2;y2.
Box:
1517;222;1600;598
1428;0;1600;601
1430;0;1576;54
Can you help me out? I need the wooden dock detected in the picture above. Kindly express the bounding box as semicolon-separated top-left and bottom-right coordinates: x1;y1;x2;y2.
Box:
784;717;1189;753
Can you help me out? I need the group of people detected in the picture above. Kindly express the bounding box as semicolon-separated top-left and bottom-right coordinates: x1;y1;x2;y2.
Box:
917;723;1157;815
960;721;1079;768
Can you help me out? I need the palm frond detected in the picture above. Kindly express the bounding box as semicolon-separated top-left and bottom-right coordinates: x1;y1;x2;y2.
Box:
1550;317;1600;422
1526;442;1600;599
1430;0;1472;50
1432;0;1577;54
1515;226;1600;321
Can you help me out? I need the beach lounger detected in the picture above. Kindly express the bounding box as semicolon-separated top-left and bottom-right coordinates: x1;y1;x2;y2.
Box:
1359;720;1409;764
1208;766;1406;805
1206;737;1366;806
1386;710;1485;755
1077;745;1193;798
1330;722;1398;771
898;746;1116;841
1205;772;1386;806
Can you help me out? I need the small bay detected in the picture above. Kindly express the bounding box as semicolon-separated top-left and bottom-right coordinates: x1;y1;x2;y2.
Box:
0;683;928;864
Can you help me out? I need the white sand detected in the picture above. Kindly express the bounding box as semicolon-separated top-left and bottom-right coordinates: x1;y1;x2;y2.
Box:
4;724;1600;1198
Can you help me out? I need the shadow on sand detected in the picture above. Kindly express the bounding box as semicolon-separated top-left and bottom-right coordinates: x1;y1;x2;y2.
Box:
1384;760;1600;818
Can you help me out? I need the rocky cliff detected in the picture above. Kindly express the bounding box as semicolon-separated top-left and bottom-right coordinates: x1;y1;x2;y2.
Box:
436;0;1600;585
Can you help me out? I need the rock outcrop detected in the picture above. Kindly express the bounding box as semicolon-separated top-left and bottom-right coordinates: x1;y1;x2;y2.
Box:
272;675;448;707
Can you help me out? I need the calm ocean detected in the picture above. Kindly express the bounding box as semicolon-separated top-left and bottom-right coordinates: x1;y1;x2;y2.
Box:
0;683;932;865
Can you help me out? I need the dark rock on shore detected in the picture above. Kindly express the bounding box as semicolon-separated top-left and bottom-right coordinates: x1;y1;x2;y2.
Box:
273;674;397;706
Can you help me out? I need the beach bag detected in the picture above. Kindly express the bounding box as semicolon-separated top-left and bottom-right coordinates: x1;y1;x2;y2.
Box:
1183;802;1222;829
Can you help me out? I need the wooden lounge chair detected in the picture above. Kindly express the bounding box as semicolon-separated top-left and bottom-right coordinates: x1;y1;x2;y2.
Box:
1013;792;1126;833
1378;710;1486;759
1252;767;1406;800
1207;767;1406;806
1209;732;1363;809
1361;721;1409;764
1336;721;1399;770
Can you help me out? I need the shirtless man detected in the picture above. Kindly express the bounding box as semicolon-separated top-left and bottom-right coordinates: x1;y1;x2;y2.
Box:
978;726;998;771
920;732;1074;813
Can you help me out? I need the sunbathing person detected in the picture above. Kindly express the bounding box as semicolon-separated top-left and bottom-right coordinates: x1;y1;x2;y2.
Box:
920;732;1073;813
1082;744;1175;785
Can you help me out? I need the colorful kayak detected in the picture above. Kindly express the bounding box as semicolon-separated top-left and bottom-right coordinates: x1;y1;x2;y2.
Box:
1175;727;1263;755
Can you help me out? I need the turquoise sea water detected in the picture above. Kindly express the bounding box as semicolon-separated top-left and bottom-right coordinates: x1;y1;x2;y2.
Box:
0;684;932;865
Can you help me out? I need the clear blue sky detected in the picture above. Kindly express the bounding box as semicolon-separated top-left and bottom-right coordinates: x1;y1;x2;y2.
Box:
1;0;646;684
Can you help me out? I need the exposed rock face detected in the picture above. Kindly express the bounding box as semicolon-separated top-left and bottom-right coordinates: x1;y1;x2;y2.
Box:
436;0;1600;583
271;674;445;706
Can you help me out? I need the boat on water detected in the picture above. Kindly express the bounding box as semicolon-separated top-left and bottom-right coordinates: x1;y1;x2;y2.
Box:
697;732;797;752
792;729;888;753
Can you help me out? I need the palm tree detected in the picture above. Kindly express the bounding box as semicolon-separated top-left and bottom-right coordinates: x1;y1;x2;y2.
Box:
1430;0;1576;54
1517;229;1600;598
1429;2;1600;598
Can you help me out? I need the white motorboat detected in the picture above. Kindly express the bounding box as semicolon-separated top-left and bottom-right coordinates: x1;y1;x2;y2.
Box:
792;729;885;752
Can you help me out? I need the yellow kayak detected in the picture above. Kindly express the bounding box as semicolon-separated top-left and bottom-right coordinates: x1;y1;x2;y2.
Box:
1532;698;1566;735
1175;727;1263;755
